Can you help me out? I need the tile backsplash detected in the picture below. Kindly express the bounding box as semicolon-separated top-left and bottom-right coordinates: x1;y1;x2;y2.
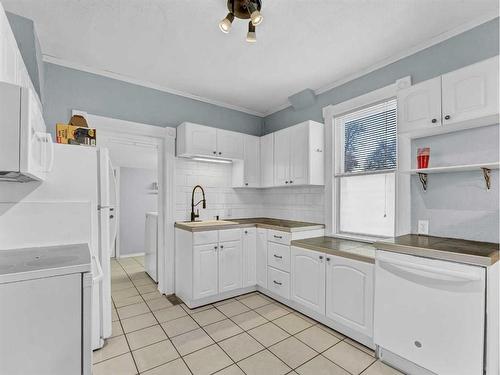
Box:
174;159;325;224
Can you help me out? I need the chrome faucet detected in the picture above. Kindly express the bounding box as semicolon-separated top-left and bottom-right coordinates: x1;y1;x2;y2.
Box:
190;185;206;222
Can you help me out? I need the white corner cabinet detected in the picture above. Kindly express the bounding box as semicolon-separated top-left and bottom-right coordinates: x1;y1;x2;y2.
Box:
274;121;324;186
398;56;499;138
260;133;274;188
176;122;244;160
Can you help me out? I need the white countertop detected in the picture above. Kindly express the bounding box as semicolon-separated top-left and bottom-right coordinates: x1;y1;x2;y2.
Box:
0;243;91;283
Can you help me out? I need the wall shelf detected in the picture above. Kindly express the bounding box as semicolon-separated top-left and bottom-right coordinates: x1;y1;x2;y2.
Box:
401;162;499;191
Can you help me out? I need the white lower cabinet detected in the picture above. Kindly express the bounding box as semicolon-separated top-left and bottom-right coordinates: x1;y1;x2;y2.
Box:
268;266;290;299
325;254;374;338
256;228;267;288
193;243;219;299
242;228;257;287
219;240;242;293
290;247;326;315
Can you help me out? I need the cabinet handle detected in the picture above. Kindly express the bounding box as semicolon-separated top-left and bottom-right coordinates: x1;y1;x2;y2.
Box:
326;257;331;262
245;183;248;186
285;181;289;184
290;180;294;184
219;152;222;155
244;230;248;234
213;151;217;154
214;246;218;249
319;255;323;260
431;118;437;123
316;148;323;153
273;254;283;259
444;115;451;120
273;235;282;239
110;215;114;219
220;245;224;249
273;280;282;286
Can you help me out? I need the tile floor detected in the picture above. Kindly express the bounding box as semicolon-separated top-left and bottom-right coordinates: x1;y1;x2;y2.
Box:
93;256;404;375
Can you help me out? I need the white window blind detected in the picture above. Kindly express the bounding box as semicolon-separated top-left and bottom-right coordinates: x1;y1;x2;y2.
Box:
336;99;397;175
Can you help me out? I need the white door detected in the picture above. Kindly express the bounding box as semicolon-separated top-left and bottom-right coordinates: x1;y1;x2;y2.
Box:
326;255;373;338
217;129;244;159
218;240;242;293
274;128;290;186
242;228;257;287
243;135;260;187
290;247;325;314
187;123;217;156
256;228;267;288
442;56;499;126
289;123;309;185
398;76;442;133
260;133;274;187
193;243;219;299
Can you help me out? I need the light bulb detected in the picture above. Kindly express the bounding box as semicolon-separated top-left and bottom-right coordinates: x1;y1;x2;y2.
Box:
219;13;234;33
246;2;263;26
246;22;256;43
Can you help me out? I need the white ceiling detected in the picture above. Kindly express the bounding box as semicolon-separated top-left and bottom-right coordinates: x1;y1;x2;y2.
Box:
3;0;498;116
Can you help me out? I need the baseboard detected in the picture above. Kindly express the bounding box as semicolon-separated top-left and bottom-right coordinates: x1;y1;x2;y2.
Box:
118;252;145;258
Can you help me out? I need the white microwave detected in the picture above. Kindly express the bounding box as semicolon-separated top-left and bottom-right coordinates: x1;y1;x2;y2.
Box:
0;82;53;182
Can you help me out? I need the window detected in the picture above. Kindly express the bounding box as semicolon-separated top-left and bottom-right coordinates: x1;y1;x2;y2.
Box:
334;98;397;238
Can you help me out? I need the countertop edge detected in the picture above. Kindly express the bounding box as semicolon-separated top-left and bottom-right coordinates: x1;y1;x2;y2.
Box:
291;240;375;264
174;222;325;233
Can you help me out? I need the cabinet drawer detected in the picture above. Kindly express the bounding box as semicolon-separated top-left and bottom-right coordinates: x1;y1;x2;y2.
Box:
268;267;290;299
193;231;218;245
268;230;290;245
219;228;241;242
267;242;290;272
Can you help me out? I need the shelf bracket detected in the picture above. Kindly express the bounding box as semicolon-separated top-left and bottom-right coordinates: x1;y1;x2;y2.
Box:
481;168;491;190
418;173;428;191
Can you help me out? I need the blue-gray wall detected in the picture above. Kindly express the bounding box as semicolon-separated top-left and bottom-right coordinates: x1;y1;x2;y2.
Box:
43;63;263;136
6;11;44;103
263;17;500;133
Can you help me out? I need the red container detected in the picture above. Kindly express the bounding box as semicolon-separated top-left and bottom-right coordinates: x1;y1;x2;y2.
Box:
417;148;430;169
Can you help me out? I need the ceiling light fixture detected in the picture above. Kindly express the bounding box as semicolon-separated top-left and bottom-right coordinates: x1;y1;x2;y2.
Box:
219;0;263;42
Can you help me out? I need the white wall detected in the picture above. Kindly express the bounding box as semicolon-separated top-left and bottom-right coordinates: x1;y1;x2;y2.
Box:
119;167;158;256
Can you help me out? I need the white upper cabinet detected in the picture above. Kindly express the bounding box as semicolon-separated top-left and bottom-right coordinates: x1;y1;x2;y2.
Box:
232;134;260;188
216;129;244;159
398;56;499;138
290;246;326;315
398;77;442;134
273;121;324;186
260;133;274;188
325;255;373;339
177;122;217;157
442;56;499;127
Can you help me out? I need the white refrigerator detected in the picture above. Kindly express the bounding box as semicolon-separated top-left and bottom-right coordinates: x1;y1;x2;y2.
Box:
0;143;117;351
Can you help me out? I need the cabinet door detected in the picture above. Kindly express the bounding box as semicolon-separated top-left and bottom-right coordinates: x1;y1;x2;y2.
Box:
290;247;326;314
442;56;499;126
242;228;257;287
326;255;373;338
260;133;274;187
217;129;244;159
219;240;242;293
274;128;290;186
193;243;219;299
289;123;309;185
186;123;217;157
256;229;267;288
243;135;260;187
398;77;442;133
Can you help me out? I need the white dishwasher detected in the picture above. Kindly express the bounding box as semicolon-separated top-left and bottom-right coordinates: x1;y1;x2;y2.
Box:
374;250;486;375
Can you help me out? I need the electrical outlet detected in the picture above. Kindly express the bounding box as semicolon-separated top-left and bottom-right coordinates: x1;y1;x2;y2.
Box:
418;220;429;235
226;208;232;217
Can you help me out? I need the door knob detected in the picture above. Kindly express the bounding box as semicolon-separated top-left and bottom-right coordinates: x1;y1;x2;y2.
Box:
431;118;437;123
444;115;451;120
319;255;323;260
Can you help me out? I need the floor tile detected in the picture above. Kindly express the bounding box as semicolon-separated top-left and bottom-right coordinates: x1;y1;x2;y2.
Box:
295;326;340;352
231;311;267;330
147;297;174;311
118;302;150;319
269;336;316;369
247;322;290;347
361;360;404;375
93;335;130;363
204;319;243;342
112;308;119;322
110;320;124;338
254;303;290;321
295;355;349;375
112;287;140;301
214;298;238;307
191;307;227;326
219;332;264;362
92;353;137;375
239;294;272;309
112;281;135;292
237;349;290;375
141;290;164;301
153;305;187;323
126;324;167;351
136;283;158;294
216;300;250;317
114;295;144;308
181;303;214;315
317;324;345;340
121;312;157;333
344;338;376;357
161;315;199;337
323;341;376;375
183;344;233;375
133;278;156;287
273;314;312;335
171;328;215;356
214;364;245;374
141;358;191;375
132;340;179;372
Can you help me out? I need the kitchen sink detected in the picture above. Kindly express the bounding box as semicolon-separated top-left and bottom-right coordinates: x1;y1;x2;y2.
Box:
180;220;238;227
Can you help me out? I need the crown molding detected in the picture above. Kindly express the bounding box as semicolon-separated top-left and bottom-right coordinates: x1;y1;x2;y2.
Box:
263;12;499;117
43;55;266;117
